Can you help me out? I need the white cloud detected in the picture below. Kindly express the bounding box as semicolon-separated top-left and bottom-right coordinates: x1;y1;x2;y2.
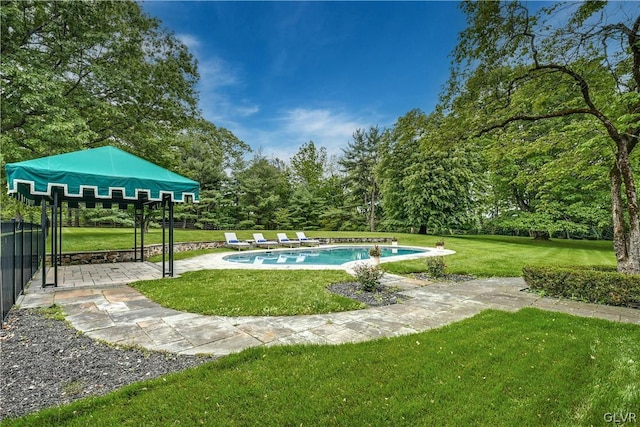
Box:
245;107;373;160
176;33;201;51
281;108;364;151
198;57;240;90
196;57;261;127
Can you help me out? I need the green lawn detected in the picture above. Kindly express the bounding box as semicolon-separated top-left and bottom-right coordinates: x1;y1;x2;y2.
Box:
11;228;635;425
383;234;616;277
131;270;363;316
6;309;639;426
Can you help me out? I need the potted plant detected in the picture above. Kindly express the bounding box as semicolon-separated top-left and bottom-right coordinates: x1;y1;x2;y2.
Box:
369;245;382;265
391;236;398;246
435;238;445;249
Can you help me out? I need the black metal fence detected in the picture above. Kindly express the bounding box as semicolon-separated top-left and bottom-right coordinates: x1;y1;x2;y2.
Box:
1;221;44;322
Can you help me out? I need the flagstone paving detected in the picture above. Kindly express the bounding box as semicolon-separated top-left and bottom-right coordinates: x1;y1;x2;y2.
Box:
16;261;640;357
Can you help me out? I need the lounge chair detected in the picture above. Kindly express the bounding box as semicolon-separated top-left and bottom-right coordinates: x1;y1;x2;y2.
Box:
224;232;250;250
252;233;279;249
296;232;320;246
277;233;300;247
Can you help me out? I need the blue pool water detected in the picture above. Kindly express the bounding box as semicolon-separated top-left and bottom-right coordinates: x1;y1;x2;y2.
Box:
223;246;429;265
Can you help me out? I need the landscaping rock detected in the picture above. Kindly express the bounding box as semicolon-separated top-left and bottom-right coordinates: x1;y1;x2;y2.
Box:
0;309;213;421
328;282;410;307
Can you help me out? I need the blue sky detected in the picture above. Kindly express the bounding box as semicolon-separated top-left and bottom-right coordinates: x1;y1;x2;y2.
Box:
140;1;467;160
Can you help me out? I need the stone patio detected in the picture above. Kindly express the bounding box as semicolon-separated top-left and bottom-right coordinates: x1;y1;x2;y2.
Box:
16;261;640;357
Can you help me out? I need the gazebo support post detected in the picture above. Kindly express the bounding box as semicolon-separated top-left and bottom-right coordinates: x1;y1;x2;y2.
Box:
169;200;174;277
41;200;46;288
134;204;144;262
50;191;58;287
141;205;145;262
57;199;62;266
134;206;138;262
161;196;175;277
162;199;166;277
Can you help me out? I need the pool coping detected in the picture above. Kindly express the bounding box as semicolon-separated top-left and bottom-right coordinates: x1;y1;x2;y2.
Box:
173;244;455;273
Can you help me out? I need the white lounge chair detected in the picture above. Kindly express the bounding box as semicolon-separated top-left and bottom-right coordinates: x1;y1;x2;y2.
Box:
296;232;320;246
277;233;300;247
253;233;279;249
224;232;250;250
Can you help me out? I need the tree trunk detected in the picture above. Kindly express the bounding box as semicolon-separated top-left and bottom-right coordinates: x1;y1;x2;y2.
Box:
529;230;550;240
611;140;640;274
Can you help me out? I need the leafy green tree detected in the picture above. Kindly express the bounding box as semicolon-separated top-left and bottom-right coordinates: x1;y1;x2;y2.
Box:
288;141;338;230
446;1;640;272
316;169;347;230
483;118;612;239
236;155;291;229
174;119;250;229
290;141;326;191
338;127;382;231
1;0;199;167
287;186;324;230
318;207;359;231
379;109;483;234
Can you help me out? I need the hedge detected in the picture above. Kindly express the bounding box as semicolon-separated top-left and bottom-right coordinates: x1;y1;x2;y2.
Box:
522;265;640;308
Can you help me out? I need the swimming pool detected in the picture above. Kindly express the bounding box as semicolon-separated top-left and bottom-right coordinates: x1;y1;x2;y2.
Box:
223;246;430;266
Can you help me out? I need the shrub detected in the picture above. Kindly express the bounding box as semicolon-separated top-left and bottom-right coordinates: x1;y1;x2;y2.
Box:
425;256;447;278
368;245;381;257
522;265;640;308
353;263;385;292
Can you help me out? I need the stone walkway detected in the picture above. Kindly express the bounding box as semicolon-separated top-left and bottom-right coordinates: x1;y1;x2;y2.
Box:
17;261;640;357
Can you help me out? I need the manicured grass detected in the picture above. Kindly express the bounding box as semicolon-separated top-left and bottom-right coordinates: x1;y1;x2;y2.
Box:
383;234;616;277
7;309;639;426
131;270;364;316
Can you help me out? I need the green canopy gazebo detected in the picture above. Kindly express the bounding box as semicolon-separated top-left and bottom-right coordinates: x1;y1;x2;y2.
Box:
5;146;200;286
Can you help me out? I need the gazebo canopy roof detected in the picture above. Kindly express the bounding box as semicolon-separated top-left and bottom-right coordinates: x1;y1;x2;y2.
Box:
6;146;199;205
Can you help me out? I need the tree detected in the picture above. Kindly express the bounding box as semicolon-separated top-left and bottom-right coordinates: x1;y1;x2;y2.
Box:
447;1;640;273
236;155;291;229
339;127;382;231
290;141;327;191
1;0;199;167
287;186;324;230
287;141;329;229
379;109;483;234
175;119;250;229
483;118;612;239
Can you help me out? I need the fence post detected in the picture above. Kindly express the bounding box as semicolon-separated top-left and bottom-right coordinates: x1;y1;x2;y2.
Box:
30;222;35;277
19;219;24;295
11;219;16;305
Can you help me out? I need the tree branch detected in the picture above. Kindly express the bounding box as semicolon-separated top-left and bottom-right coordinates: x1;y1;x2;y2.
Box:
475;109;594;137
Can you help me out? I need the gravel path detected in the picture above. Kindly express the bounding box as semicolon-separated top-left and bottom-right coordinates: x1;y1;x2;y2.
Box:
0;308;213;421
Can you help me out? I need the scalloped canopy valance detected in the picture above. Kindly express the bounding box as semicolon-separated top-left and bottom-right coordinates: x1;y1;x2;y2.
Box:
6;146;199;206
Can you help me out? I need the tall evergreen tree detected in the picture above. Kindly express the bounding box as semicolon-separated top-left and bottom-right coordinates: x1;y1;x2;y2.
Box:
379;110;483;234
338;126;382;231
236;155;291;229
175;119;250;229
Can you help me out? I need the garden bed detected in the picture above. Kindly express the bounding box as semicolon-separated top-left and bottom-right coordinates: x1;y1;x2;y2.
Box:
328;282;410;307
